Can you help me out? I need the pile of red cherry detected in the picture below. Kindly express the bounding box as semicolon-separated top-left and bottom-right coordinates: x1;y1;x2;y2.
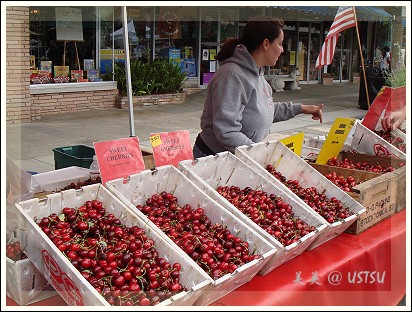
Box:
323;171;362;192
59;176;102;191
135;191;261;280
327;156;404;173
216;185;316;246
266;165;354;223
374;130;406;153
6;241;27;261
36;199;185;306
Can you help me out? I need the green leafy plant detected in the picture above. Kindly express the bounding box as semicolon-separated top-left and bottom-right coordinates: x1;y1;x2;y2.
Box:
114;59;188;96
384;43;406;87
385;66;406;87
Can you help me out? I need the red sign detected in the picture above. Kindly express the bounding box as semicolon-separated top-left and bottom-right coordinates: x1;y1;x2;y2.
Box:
93;137;145;184
362;86;406;131
385;85;406;118
361;86;392;130
150;130;194;168
42;250;84;305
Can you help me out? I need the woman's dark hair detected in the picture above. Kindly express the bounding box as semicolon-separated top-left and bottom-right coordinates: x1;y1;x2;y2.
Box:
216;15;284;62
381;46;390;56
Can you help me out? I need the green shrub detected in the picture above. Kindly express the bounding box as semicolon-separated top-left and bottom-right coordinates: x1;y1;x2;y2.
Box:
385;66;406;87
114;59;188;96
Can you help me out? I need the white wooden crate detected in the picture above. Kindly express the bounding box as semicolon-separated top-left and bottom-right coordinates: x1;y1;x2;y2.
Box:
179;152;327;275
15;184;211;306
236;140;366;249
6;252;57;306
105;165;276;306
351;122;406;159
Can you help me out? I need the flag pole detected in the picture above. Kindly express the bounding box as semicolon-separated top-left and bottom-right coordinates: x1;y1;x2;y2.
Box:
353;6;371;109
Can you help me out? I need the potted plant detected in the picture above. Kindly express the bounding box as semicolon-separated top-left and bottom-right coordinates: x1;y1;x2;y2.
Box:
113;59;189;108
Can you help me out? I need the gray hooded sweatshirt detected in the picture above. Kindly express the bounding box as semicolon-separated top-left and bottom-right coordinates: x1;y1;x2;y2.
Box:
199;44;302;154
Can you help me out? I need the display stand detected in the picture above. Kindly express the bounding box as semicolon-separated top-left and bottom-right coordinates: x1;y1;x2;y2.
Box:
6;209;406;307
62;41;81;70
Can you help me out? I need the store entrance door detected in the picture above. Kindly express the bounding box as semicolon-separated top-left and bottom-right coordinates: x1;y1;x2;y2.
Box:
330;30;353;82
199;8;237;87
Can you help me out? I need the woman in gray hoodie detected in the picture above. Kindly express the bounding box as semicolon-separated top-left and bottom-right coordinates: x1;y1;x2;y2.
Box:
194;16;323;158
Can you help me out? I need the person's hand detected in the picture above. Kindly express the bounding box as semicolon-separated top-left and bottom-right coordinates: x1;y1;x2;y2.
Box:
301;103;324;123
381;106;406;131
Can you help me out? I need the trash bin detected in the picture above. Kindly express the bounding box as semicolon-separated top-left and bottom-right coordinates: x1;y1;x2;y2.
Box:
52;145;95;170
358;66;387;110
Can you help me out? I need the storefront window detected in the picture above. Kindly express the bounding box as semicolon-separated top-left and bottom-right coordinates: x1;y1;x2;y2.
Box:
29;6;98;84
155;7;199;78
98;7;153;76
309;23;321;81
273;21;297;75
297;22;309;81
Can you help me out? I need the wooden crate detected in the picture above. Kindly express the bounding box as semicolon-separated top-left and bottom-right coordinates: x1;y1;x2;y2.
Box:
309;163;397;234
393;166;406;212
140;145;155;170
337;151;406;212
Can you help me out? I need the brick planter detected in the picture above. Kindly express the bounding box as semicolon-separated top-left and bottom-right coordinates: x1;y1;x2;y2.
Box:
116;91;187;109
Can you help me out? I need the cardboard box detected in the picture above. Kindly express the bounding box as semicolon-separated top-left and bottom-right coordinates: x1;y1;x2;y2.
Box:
179;152;328;276
105;165;276;306
15;184;212;306
236;141;366;249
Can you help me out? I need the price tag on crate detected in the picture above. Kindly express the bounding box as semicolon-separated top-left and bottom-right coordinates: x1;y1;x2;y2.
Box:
280;132;304;156
93;137;145;184
316;118;356;164
150;130;194;168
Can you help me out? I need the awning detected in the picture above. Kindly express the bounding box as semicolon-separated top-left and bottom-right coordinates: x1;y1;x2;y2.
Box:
273;6;393;23
354;7;393;22
273;6;337;16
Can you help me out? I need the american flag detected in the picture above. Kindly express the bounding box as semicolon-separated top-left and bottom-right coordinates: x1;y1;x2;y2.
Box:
316;6;356;68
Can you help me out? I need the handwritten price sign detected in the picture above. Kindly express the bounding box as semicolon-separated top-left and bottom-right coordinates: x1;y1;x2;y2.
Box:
280;132;305;156
93;137;145;184
150;130;194;168
316;118;356;164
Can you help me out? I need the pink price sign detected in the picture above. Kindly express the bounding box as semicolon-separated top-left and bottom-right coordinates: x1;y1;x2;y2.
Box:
150;130;194;168
93;137;145;184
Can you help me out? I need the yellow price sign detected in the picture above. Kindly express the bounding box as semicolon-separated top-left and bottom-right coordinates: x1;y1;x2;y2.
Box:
316;117;356;164
280;132;305;156
150;134;162;148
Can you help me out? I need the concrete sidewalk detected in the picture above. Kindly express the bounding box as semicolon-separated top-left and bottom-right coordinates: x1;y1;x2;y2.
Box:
6;82;367;173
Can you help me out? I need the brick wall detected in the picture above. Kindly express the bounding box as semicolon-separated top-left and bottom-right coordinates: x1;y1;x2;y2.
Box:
6;6;31;124
116;92;187;109
31;89;119;119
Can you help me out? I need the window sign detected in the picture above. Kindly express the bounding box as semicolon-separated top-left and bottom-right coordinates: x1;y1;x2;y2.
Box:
55;7;84;42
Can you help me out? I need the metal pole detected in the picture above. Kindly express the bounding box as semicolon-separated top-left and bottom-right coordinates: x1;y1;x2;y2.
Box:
122;6;136;137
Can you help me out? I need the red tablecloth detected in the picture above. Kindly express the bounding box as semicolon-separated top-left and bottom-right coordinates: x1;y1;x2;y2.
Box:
6;210;406;307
